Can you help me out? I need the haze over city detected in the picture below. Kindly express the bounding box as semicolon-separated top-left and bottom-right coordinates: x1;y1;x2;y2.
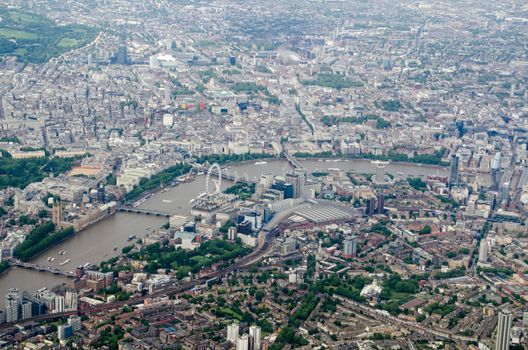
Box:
0;0;527;349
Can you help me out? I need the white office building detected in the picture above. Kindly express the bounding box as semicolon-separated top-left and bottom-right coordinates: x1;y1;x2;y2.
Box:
68;315;82;332
5;288;20;323
65;291;78;311
54;296;65;313
236;334;249;350
21;300;32;320
227;322;239;344
478;238;489;264
496;311;512;350
343;236;357;258
249;325;262;350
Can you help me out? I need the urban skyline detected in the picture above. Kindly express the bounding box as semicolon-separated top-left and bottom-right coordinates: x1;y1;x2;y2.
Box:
0;0;527;349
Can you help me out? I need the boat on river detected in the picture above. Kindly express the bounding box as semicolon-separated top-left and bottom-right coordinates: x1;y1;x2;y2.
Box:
371;160;390;165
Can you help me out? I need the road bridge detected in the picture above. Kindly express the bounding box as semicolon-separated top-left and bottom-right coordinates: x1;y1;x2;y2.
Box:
116;206;172;217
10;260;75;278
282;151;304;170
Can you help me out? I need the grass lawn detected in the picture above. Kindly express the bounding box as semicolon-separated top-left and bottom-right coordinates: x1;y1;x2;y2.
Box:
13;48;26;56
8;11;47;25
0;27;37;39
58;37;81;48
190;255;211;266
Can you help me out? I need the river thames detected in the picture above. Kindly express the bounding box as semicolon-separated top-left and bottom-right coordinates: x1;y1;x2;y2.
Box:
0;158;449;297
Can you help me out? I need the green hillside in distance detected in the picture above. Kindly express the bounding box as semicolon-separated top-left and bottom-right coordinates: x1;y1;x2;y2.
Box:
0;7;98;63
